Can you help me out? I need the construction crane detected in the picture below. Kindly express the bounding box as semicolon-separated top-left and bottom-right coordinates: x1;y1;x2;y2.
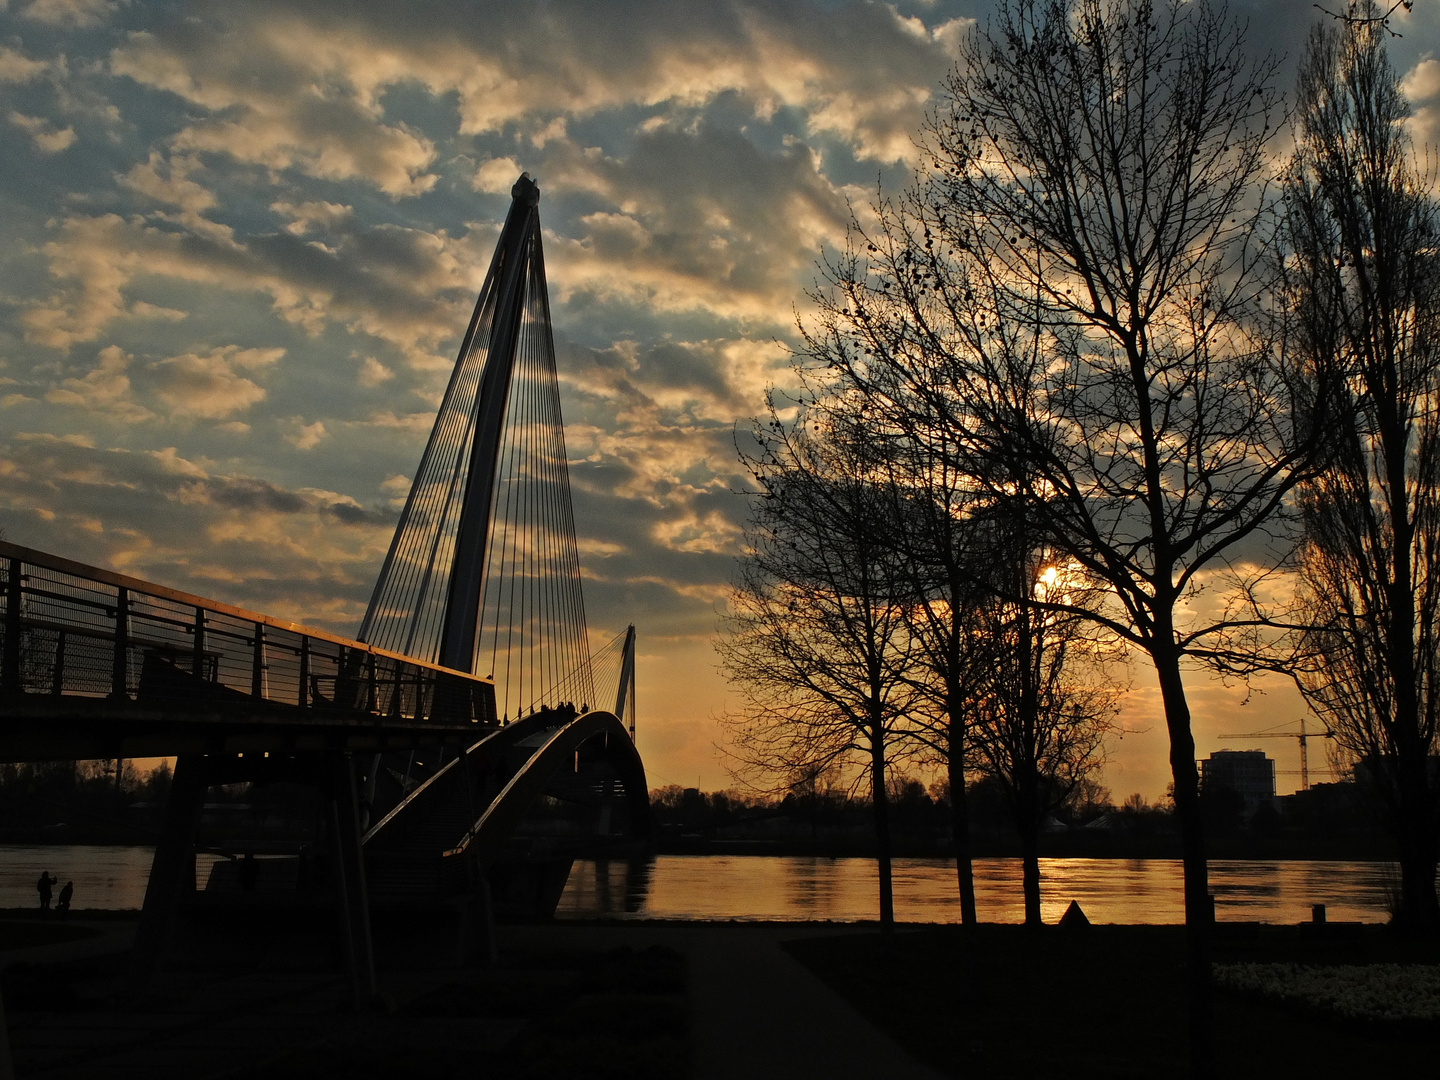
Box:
1215;718;1330;791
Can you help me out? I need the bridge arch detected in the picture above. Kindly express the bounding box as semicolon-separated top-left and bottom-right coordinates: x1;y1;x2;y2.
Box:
361;706;650;923
445;708;650;864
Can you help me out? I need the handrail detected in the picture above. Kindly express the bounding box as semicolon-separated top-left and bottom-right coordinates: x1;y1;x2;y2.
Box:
0;540;488;683
0;540;497;726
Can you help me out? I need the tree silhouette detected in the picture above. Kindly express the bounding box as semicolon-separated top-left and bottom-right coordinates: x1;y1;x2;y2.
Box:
807;1;1337;1068
964;517;1117;926
1283;5;1440;930
718;386;918;933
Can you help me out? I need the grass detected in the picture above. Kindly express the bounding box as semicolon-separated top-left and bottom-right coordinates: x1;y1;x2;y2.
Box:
784;923;1440;1079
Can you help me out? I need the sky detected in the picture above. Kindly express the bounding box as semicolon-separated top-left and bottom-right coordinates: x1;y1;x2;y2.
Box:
2;0;1438;801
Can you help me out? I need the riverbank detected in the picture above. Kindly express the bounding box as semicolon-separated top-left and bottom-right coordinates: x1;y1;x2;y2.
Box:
787;922;1440;1078
1;916;1435;1077
0;827;1398;861
0;913;935;1079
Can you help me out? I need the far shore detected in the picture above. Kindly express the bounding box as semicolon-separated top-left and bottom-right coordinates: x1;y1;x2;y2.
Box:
0;833;1401;861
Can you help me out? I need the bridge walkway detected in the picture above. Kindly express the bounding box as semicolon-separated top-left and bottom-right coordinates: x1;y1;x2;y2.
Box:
0;539;497;764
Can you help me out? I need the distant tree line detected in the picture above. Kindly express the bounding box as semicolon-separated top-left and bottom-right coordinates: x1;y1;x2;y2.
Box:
650;778;1162;840
718;1;1438;1073
0;759;172;841
0;760;327;847
650;775;1386;856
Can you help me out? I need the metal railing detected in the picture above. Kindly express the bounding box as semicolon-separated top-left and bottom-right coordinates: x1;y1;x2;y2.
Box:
0;541;496;726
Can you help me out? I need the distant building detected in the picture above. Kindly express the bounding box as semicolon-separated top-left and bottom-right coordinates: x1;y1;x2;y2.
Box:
1201;750;1274;816
1280;781;1369;831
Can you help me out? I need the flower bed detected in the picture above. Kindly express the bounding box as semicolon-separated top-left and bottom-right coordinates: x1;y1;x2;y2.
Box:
1216;963;1440;1025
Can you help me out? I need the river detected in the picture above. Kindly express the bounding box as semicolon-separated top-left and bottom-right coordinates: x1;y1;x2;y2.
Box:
556;855;1397;924
0;846;1398;923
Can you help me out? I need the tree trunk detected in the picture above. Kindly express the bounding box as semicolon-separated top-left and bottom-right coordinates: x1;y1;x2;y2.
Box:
948;737;977;927
1396;826;1440;930
1394;750;1440;931
870;724;894;934
1017;751;1042;927
1382;489;1437;931
1020;819;1041;927
1153;637;1212;1077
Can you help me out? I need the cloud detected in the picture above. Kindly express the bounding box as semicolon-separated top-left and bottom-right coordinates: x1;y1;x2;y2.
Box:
21;0;113;28
151;345;284;419
22;209;484;365
537;123;853;326
105;0;953;200
364;409;434;433
111;23;440;198
45;344;154;422
280;416;327;449
0;45;49;83
118;152;227;238
651;505;744;555
23;214;206;350
565;335;788;429
8;111;76;153
358;356;393;386
271;199;355;236
1401;58;1440;103
0;432;395;627
473;157;523;194
1403;57;1440;158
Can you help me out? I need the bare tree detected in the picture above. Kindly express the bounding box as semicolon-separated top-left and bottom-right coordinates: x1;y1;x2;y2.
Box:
870;418;1115;929
804;1;1336;1069
965;516;1117;927
876;414;993;926
1283;6;1440;929
718;387;918;933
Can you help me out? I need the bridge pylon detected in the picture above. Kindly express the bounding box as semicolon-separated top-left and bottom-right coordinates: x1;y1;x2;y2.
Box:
359;172;594;725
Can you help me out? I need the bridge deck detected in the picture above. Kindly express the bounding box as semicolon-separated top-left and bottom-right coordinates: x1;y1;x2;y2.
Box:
0;540;498;762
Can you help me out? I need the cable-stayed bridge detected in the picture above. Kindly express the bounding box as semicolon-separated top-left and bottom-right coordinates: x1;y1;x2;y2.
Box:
0;172;647;1000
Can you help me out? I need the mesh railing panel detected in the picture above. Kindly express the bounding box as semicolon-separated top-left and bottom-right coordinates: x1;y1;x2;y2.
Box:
0;546;496;727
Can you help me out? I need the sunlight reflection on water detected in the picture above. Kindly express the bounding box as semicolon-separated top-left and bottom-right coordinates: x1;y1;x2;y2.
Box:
0;846;1401;923
556;856;1400;924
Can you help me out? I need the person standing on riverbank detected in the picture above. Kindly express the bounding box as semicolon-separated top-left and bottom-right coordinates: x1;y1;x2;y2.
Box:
36;871;54;915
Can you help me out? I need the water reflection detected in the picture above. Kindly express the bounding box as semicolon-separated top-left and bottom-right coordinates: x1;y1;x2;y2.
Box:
0;846;1402;924
562;857;654;915
0;845;161;910
557;856;1401;924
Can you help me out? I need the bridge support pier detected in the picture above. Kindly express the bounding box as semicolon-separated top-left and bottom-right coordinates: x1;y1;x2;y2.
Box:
459;876;497;967
329;754;378;1009
130;753;206;984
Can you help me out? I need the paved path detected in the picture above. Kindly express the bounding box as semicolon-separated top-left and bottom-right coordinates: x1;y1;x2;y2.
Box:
508;922;945;1080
